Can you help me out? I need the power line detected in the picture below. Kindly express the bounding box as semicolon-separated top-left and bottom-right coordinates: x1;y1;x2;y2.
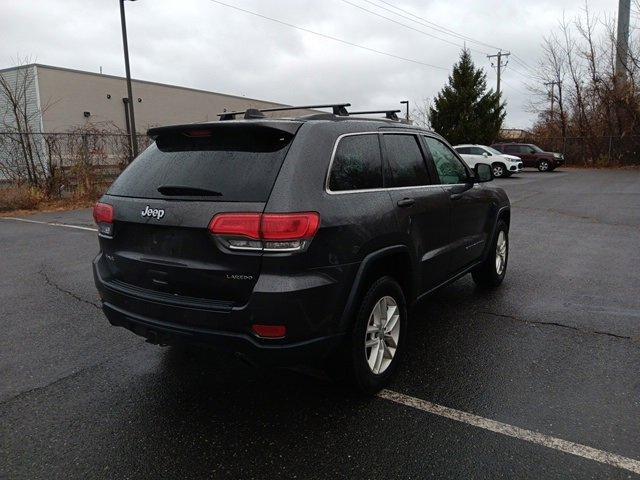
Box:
511;54;536;73
207;0;449;70
371;0;503;51
339;0;489;55
365;0;539;77
501;78;530;97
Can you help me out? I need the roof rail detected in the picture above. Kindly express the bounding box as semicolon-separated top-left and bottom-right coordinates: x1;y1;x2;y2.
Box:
218;103;351;120
349;109;402;121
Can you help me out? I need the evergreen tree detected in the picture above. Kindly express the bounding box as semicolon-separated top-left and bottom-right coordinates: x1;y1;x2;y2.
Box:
429;50;505;145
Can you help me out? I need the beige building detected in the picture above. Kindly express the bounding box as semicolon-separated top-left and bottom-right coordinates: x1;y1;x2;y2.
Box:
0;63;310;133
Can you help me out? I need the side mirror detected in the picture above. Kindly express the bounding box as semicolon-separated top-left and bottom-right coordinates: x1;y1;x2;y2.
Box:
474;163;493;183
482;152;489;158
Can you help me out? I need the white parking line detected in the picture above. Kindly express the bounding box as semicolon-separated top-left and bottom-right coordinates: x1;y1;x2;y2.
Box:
378;389;640;475
1;217;97;232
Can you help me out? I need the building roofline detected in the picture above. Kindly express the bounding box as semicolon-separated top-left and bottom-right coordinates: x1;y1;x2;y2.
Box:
0;63;292;108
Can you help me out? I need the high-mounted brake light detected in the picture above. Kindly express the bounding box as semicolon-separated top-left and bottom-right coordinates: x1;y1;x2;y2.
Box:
93;202;114;237
184;130;212;138
208;212;320;252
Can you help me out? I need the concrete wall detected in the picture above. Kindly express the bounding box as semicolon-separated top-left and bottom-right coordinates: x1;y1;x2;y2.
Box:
34;65;309;133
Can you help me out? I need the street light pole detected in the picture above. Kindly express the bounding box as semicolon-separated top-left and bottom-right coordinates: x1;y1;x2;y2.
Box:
400;100;409;122
119;0;138;161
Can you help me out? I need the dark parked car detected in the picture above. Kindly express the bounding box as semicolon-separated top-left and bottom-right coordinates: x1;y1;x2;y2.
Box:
491;142;564;172
93;105;511;393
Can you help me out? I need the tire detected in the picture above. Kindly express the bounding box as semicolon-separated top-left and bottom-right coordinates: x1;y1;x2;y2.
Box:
472;220;508;288
327;276;407;395
492;163;507;178
537;160;550;172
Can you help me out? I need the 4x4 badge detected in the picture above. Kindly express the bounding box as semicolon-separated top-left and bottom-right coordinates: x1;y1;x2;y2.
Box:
141;206;165;220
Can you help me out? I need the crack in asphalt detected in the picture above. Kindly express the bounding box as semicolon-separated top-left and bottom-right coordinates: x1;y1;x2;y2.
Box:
480;311;636;342
38;266;101;310
0;343;142;407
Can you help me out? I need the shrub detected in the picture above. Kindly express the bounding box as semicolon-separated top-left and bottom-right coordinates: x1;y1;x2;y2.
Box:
0;184;44;211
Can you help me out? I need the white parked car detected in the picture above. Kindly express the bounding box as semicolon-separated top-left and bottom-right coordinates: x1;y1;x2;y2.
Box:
453;144;523;178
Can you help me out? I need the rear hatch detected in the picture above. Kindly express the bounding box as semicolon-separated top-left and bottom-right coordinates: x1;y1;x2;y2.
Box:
99;121;301;307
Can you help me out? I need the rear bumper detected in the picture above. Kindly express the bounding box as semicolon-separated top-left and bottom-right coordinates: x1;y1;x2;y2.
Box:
93;254;353;364
102;301;344;364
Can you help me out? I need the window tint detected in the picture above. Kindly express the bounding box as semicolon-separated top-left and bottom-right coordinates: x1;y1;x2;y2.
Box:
108;127;293;202
469;147;487;155
504;145;519;154
328;134;383;191
455;146;470;154
384;134;431;187
423;136;470;185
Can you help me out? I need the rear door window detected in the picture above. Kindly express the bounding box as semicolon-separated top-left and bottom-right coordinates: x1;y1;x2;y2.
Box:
383;134;431;187
108;126;295;202
504;145;519;154
328;134;383;191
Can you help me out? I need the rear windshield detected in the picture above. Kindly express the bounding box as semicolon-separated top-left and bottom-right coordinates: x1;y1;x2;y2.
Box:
108;127;295;202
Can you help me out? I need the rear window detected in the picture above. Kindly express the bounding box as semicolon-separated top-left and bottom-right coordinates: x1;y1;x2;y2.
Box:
108;127;295;202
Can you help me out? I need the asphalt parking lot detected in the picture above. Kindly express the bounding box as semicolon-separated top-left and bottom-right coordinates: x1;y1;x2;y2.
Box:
1;168;639;479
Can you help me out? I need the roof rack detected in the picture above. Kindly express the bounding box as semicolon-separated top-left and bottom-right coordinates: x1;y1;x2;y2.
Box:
349;110;402;121
218;103;350;120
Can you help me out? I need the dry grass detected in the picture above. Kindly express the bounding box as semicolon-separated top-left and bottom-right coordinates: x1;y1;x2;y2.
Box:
0;185;45;212
0;184;99;217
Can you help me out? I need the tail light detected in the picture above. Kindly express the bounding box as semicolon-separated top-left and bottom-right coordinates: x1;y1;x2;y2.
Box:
209;212;320;252
93;202;114;237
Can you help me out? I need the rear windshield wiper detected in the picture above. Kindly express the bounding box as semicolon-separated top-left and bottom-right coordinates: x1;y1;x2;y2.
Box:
157;185;223;197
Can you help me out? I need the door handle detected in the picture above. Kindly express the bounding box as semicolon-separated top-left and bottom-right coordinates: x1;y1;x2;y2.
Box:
397;198;415;208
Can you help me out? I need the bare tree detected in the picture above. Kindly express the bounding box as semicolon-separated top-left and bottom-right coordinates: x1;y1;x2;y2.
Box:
410;99;432;129
528;3;640;166
0;58;56;190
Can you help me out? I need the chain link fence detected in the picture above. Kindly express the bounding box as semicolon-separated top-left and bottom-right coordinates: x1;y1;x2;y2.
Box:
0;131;151;194
506;135;640;167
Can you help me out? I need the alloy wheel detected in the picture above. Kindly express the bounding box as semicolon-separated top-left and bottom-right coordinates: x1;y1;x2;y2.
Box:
493;165;504;177
364;296;400;375
495;230;507;275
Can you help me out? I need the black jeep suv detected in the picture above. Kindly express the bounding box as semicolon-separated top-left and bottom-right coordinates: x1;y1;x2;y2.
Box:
93;107;511;393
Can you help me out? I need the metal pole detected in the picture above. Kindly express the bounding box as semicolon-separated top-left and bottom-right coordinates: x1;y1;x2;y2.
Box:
400;100;409;122
616;0;631;77
487;51;510;96
122;98;133;162
119;0;138;161
496;51;501;95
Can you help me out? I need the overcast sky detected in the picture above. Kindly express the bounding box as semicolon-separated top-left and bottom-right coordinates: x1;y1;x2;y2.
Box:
1;0;618;127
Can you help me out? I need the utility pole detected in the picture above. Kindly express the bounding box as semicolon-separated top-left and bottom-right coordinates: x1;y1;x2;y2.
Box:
119;0;139;161
616;0;631;78
544;80;561;121
487;51;510;96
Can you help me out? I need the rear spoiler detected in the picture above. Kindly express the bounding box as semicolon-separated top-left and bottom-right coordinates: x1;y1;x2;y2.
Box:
147;121;303;139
